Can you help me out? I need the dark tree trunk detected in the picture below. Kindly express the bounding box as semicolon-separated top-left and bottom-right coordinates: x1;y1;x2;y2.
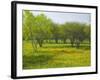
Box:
76;43;80;48
76;40;80;48
37;39;43;47
71;41;74;47
55;39;58;44
63;39;66;44
29;26;37;52
71;39;74;47
39;43;42;47
88;38;90;44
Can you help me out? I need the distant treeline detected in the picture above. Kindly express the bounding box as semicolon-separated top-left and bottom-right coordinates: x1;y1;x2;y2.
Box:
23;11;90;50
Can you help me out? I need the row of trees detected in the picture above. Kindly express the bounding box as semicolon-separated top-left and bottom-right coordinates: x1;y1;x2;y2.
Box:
23;11;90;50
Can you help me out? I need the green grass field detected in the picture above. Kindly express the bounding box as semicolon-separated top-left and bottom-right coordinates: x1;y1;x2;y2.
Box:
23;41;91;69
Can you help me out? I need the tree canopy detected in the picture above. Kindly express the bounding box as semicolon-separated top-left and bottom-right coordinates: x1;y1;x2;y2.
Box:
23;11;91;49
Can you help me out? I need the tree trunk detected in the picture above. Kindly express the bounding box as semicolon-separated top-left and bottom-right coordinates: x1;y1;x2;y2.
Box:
88;38;90;44
63;39;66;44
76;40;80;48
39;43;42;47
29;26;37;52
71;39;74;47
55;38;58;44
71;41;74;47
37;39;43;47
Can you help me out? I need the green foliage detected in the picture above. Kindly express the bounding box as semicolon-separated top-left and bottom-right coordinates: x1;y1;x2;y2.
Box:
50;23;61;43
84;24;91;42
23;10;38;51
23;11;54;47
23;10;91;49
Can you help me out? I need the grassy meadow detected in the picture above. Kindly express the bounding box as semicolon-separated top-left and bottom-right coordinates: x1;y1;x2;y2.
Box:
23;41;91;69
23;11;91;69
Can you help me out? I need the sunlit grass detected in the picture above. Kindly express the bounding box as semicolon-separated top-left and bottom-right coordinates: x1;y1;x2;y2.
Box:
23;41;91;69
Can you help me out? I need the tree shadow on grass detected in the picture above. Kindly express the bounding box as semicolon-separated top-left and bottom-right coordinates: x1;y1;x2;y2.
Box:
79;46;90;50
23;53;54;69
43;44;90;50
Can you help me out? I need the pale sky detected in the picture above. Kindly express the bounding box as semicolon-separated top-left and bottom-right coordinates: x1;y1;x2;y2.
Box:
31;10;90;24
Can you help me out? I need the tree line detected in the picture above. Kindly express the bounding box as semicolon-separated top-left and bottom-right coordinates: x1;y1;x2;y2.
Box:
23;11;90;50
